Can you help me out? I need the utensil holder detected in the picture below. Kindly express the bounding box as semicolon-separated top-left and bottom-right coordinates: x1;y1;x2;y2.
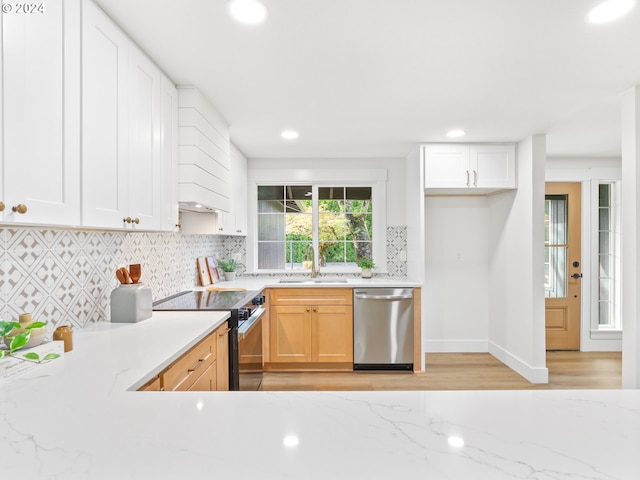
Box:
110;284;152;323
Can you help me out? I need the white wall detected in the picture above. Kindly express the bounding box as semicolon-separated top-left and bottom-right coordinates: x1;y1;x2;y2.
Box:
423;196;490;352
405;147;424;283
487;135;548;383
621;85;640;388
248;157;406;226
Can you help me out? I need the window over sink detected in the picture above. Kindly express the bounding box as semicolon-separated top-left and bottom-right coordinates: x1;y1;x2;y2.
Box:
247;167;387;274
257;185;373;271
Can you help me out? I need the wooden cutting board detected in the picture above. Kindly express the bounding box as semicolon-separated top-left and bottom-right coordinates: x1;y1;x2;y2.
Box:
197;258;211;286
206;257;221;284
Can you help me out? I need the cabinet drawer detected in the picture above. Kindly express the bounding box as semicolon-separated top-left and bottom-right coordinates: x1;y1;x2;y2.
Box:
138;375;161;391
187;361;217;391
161;332;216;391
270;288;353;306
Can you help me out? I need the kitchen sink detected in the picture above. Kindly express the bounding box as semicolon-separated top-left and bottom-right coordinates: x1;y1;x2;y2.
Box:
278;277;348;284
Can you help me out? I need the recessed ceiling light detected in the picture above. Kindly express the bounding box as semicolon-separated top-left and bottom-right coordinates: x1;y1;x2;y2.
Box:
586;0;636;23
281;130;299;140
228;0;268;25
195;204;203;208
446;129;466;138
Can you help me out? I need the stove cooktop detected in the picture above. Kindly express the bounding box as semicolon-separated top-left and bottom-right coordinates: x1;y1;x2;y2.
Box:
152;290;259;311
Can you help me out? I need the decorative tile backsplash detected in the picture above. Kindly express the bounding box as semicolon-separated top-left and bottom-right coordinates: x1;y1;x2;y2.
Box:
0;225;407;337
0;228;223;335
386;226;408;277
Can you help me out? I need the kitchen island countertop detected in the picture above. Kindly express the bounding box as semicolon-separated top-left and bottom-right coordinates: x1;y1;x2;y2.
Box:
1;310;639;479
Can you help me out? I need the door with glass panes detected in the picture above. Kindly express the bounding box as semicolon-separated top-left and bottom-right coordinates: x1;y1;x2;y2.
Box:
545;183;581;350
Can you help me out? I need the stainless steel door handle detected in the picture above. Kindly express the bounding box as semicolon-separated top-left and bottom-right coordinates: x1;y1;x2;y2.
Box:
354;294;413;300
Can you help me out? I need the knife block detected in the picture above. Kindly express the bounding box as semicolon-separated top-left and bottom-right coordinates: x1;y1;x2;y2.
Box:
110;284;152;323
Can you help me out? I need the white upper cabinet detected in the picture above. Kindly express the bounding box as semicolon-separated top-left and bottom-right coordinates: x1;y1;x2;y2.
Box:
217;143;248;235
177;86;231;213
423;144;469;189
470;145;516;189
424;143;516;194
160;75;180;231
81;0;129;228
82;0;175;231
1;0;81;225
127;45;162;230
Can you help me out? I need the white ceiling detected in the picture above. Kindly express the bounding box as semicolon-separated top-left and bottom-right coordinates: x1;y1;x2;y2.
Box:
94;0;640;159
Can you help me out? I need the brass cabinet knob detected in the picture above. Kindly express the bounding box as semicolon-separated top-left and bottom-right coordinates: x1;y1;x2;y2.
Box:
12;204;27;214
218;227;224;231
133;218;140;224
0;201;5;212
123;217;132;224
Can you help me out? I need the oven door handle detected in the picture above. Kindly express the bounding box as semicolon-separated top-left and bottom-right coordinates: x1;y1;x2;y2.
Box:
238;307;265;337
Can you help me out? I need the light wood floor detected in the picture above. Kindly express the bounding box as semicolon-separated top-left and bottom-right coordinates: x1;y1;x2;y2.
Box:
259;352;622;391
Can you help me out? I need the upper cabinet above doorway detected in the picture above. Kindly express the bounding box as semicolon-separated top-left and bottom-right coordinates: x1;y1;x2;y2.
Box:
424;144;517;195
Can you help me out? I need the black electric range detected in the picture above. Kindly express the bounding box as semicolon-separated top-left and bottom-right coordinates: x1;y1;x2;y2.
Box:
153;290;265;391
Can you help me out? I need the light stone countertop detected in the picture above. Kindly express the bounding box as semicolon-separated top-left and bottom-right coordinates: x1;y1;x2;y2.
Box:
2;311;639;479
194;276;422;292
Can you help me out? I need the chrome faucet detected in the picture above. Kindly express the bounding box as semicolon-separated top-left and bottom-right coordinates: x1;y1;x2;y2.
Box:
309;245;319;278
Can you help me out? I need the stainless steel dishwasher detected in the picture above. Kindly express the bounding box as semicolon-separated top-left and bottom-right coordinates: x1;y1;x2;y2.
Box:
353;288;414;370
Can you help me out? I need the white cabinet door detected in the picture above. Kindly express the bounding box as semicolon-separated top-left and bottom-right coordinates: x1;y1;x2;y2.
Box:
0;13;3;222
127;45;161;230
423;144;469;189
82;1;171;231
2;0;81;225
469;144;516;189
218;143;248;235
81;0;129;228
160;75;179;232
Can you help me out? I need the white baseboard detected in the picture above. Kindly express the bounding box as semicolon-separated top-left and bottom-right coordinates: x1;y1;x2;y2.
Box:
423;340;550;384
488;342;549;384
424;340;489;353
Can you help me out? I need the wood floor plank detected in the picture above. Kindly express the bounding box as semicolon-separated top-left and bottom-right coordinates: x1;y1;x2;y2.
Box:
259;352;622;391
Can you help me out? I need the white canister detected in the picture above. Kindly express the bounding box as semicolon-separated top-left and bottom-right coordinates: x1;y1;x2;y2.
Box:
110;284;152;323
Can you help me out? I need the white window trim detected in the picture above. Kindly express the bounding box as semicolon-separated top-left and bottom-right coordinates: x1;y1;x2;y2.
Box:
589;179;622;340
247;168;388;274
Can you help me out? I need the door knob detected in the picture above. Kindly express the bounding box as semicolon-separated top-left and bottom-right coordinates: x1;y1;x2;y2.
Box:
571;273;583;279
0;201;5;212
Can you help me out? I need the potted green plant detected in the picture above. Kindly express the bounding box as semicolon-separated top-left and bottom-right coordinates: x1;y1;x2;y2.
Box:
358;257;375;278
0;319;60;364
217;258;241;281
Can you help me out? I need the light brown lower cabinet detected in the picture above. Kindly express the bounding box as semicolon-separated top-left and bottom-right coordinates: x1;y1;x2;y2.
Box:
139;375;161;391
138;322;229;392
188;361;217;391
267;288;353;371
216;325;230;391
